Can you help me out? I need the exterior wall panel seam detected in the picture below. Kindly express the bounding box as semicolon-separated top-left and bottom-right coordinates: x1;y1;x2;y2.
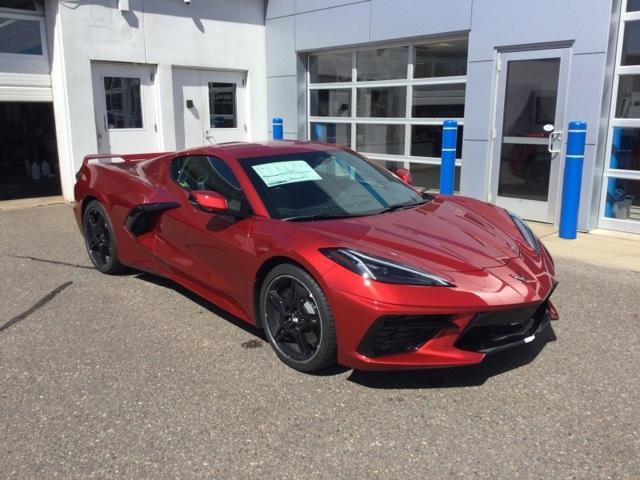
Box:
294;0;369;16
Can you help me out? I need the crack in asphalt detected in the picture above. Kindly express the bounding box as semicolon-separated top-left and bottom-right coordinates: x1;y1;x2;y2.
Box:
5;254;94;270
0;281;73;333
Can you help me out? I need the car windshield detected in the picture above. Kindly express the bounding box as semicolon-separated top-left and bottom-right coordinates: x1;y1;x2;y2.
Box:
240;149;426;220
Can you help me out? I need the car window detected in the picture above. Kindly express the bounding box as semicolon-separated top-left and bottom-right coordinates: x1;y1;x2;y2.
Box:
171;155;249;213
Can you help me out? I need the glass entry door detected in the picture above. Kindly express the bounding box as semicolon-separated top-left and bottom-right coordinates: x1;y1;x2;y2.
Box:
491;48;570;222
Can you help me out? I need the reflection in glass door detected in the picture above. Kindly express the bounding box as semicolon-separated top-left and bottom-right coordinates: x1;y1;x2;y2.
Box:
492;49;570;222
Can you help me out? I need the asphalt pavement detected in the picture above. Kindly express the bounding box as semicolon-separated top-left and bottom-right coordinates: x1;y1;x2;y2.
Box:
1;203;639;479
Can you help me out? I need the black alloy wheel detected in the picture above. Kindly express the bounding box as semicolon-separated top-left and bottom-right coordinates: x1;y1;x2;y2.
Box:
260;264;336;372
83;200;123;274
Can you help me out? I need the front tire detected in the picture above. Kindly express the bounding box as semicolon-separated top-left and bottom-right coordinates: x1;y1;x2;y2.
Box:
83;200;123;274
259;264;337;372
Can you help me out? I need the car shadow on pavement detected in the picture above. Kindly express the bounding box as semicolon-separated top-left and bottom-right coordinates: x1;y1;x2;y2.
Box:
135;272;267;341
346;326;557;389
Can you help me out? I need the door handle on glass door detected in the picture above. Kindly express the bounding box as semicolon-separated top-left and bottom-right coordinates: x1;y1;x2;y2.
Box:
548;131;562;154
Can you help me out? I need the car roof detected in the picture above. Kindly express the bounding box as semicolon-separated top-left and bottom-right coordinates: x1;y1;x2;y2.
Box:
181;140;344;160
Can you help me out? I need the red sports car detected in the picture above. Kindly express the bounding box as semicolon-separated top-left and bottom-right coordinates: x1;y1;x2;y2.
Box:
74;141;558;372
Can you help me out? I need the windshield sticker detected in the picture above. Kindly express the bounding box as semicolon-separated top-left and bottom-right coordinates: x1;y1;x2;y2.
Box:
252;161;322;187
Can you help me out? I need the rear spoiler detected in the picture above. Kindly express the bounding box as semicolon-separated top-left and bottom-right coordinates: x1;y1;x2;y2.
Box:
82;152;169;166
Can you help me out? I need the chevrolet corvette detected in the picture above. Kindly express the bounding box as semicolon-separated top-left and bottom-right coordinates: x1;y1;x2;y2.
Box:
74;141;558;372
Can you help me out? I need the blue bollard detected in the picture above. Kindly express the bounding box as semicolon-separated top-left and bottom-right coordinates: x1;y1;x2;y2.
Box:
440;120;458;195
272;117;283;140
559;121;587;239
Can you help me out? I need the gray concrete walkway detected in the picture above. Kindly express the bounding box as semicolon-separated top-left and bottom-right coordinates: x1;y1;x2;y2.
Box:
528;222;640;272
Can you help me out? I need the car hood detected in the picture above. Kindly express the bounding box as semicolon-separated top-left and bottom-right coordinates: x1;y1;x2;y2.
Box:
297;196;521;273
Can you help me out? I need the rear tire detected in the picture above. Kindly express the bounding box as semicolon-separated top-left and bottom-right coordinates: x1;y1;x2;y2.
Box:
83;200;123;274
259;264;337;372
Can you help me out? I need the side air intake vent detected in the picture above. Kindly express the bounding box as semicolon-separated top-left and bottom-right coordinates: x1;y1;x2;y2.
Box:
125;202;180;237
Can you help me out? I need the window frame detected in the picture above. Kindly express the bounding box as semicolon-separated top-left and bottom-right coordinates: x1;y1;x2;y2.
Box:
306;36;467;191
0;9;47;60
599;1;640;233
208;82;238;129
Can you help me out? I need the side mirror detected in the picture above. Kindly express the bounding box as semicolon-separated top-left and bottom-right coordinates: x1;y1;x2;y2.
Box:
394;168;413;185
191;190;228;213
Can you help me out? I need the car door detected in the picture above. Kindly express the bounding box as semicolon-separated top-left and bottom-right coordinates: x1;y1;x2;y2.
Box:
156;155;252;315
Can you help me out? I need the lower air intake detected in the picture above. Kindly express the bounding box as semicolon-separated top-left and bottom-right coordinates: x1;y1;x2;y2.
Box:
357;315;452;358
455;300;549;353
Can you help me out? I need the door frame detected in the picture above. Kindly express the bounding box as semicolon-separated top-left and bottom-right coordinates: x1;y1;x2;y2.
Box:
91;62;160;154
489;46;572;223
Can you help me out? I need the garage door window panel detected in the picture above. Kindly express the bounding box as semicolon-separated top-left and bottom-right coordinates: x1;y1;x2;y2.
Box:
310;122;351;146
357;87;406;118
356;47;408;82
412;84;465;119
309;52;352;83
411;125;463;159
356;124;404;155
616;75;640;118
310;89;351;117
604;177;640;222
414;39;468;78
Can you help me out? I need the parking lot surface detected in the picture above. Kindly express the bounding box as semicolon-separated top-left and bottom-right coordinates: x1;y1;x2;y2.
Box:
1;204;639;479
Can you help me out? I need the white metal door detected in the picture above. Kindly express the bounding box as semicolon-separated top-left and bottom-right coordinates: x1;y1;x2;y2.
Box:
491;48;570;223
92;63;159;154
176;69;248;149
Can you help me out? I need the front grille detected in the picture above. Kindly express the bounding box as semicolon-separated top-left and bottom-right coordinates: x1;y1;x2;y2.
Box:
455;300;550;353
357;315;453;358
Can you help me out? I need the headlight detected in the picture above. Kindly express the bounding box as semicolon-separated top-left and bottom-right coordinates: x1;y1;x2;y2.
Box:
508;211;540;254
319;248;453;286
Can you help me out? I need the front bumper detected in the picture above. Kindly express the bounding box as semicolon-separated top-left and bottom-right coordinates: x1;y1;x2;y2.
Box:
322;258;558;371
455;285;557;355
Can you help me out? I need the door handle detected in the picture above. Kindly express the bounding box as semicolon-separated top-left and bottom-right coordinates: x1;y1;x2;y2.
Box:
548;131;562;154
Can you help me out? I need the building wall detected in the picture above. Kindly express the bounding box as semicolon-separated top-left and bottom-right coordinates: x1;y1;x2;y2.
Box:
49;0;267;201
265;0;618;231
